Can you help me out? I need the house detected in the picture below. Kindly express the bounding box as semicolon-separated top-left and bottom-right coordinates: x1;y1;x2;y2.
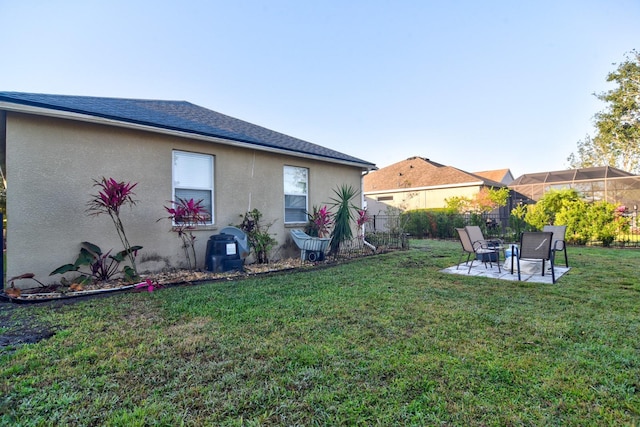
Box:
473;168;514;185
0;92;376;286
363;156;507;214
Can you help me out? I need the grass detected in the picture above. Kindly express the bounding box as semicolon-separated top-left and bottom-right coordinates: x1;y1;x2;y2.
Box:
1;239;639;426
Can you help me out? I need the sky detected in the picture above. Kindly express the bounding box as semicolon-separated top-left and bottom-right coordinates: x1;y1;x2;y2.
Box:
1;0;639;178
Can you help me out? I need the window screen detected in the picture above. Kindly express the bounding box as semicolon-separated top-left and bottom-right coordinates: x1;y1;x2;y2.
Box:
284;166;308;223
173;151;214;223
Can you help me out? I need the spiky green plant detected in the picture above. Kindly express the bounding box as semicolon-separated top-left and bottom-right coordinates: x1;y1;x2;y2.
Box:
328;184;359;256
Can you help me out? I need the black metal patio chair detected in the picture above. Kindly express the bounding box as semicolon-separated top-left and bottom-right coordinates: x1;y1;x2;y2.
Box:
456;227;501;274
543;225;568;267
517;231;555;283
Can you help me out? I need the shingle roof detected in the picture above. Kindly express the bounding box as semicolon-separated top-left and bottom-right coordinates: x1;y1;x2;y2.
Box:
473;168;513;184
363;156;505;192
0;92;375;169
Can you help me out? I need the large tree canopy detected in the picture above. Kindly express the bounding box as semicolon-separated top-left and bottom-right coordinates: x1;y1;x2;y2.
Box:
568;50;640;173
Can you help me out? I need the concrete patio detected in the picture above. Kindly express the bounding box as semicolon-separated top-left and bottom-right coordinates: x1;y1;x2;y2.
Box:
441;259;570;284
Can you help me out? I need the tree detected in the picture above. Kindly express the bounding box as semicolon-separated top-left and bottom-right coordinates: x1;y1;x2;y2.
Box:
444;195;470;214
567;134;619;169
567;50;640;173
444;187;510;214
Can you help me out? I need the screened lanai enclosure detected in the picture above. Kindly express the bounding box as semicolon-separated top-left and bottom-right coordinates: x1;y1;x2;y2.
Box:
508;166;640;208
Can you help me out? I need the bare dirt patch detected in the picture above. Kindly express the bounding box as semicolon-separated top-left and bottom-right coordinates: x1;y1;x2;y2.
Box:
0;301;55;355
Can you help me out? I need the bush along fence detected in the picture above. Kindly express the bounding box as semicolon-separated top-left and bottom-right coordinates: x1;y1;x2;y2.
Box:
369;211;640;248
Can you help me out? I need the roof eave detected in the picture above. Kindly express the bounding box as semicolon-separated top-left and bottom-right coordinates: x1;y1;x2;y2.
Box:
0;101;377;171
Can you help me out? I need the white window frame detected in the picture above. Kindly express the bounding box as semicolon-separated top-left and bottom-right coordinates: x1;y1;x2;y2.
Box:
172;150;214;224
284;165;308;224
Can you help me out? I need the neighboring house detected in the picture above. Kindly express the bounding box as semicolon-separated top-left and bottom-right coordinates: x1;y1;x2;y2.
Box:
363;156;507;214
0;92;376;286
473;168;514;185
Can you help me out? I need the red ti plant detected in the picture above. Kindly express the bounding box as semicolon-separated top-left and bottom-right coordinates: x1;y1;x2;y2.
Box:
356;209;370;237
86;177;140;277
305;205;333;238
134;278;163;293
160;198;210;270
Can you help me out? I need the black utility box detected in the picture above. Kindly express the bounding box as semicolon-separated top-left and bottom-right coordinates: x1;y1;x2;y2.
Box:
205;233;243;273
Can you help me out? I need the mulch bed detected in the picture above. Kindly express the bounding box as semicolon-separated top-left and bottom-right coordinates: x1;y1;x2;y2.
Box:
1;258;306;304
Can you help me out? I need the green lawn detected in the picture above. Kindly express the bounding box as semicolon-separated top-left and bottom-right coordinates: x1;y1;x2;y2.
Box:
1;240;639;426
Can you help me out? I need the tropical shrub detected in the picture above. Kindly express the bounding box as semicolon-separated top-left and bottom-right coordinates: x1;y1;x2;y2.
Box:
238;209;277;264
584;201;629;246
305;205;333;237
160;197;210;270
509;203;534;241
468;212;486;228
439;211;466;238
402;209;432;238
554;198;590;244
50;241;142;284
402;209;465;239
86;177;141;277
355;208;370;236
526;189;629;246
524;188;581;229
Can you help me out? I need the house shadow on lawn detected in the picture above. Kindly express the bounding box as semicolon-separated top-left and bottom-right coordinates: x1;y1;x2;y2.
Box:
440;260;570;284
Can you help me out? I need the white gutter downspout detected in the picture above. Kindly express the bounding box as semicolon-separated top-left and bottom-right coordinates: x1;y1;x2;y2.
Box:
361;170;376;253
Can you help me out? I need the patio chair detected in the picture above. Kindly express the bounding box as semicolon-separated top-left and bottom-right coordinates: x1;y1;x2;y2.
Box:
517;231;555;283
542;225;568;267
455;228;501;274
465;225;503;263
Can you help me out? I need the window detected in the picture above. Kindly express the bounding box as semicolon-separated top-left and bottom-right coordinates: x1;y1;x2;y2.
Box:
173;150;214;223
284;166;308;223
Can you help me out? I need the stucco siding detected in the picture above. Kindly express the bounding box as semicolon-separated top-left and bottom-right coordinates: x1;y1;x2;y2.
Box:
364;185;482;212
5;112;362;286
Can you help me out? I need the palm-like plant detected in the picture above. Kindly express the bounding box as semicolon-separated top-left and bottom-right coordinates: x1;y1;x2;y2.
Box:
328;184;359;256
